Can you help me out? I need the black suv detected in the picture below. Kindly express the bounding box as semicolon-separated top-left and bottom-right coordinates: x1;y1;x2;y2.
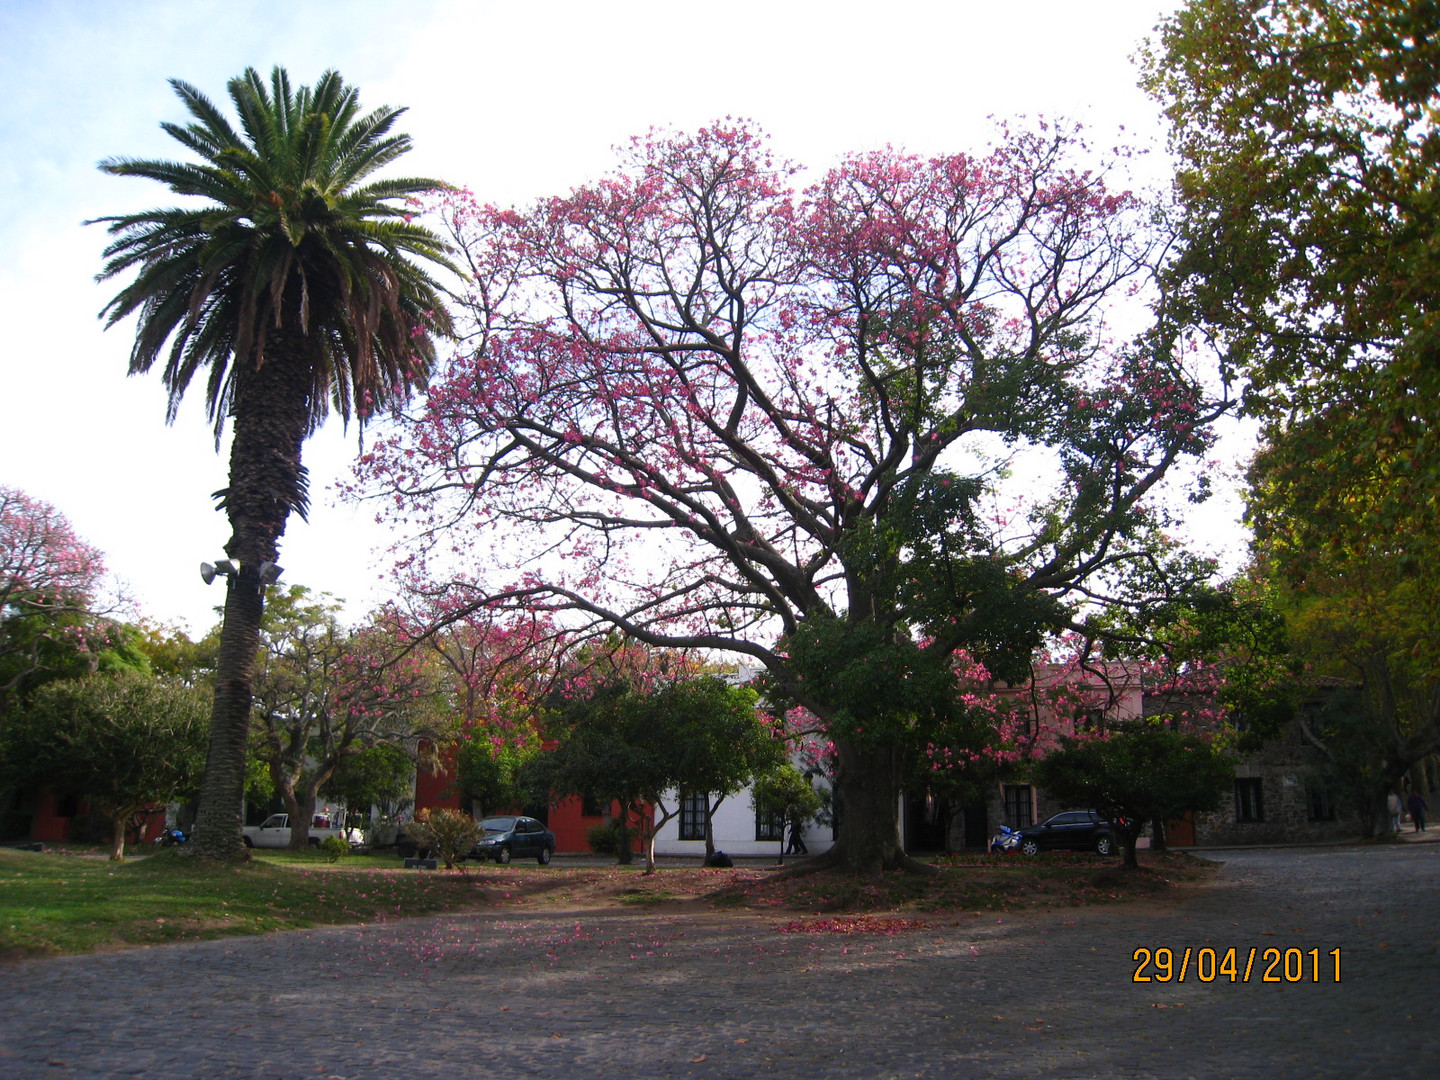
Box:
1012;810;1116;856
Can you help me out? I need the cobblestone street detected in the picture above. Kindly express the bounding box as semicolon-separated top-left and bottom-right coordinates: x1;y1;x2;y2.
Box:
2;845;1436;1079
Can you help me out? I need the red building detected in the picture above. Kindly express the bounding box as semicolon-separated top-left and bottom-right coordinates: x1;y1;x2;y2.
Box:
413;742;646;853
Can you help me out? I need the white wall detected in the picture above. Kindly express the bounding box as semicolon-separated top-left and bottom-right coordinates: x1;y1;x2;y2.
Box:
652;778;835;858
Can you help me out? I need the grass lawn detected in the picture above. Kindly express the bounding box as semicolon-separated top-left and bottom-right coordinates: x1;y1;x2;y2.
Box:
0;845;1217;961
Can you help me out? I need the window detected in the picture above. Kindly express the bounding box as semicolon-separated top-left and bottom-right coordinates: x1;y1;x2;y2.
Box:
1306;786;1337;822
755;807;785;842
679;792;708;841
1235;779;1264;823
1003;785;1033;829
1074;708;1106;733
581;793;604;818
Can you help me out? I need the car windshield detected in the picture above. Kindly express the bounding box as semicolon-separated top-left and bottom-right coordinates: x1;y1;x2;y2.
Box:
480;817;516;833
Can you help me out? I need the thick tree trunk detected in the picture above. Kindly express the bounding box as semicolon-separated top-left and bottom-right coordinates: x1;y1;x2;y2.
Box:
823;740;916;874
190;337;313;861
1121;823;1143;868
191;576;267;859
281;786;319;850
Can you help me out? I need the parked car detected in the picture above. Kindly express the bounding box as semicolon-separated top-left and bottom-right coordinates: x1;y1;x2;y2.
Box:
997;811;1118;856
471;815;556;865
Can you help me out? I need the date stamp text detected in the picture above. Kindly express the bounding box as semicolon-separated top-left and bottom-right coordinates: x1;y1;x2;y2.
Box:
1132;946;1342;983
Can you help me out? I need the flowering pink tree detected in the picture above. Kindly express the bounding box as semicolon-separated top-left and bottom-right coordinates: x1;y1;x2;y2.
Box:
359;122;1229;873
0;486;113;704
383;596;567;817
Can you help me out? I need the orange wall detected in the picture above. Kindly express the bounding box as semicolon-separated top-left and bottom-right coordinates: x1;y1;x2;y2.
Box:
412;747;648;853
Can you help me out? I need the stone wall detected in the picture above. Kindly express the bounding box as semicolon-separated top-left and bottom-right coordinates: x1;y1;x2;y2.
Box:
1191;720;1360;846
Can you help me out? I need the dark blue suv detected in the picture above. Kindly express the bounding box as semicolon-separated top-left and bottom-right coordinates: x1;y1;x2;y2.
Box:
470;815;557;865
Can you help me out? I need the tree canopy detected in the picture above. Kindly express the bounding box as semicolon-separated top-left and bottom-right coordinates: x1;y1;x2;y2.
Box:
526;673;773;872
0;673;208;860
1142;0;1440;404
1032;720;1235;867
0;487;116;706
361;122;1228;873
247;586;453;848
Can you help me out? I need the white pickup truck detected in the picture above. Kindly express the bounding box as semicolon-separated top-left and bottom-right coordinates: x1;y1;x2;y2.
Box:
241;813;363;850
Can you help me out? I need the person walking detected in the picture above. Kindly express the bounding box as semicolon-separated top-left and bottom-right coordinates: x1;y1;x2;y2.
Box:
1388;791;1403;833
1406;791;1429;833
785;818;808;855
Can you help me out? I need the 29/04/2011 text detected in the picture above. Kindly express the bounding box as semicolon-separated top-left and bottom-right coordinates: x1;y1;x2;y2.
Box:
1132;947;1341;983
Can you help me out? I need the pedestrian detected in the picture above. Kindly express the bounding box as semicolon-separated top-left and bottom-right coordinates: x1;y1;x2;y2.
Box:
1388;791;1403;833
786;818;808;855
1406;791;1429;833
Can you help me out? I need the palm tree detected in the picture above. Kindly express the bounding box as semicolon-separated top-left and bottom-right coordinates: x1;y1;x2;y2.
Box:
93;67;456;858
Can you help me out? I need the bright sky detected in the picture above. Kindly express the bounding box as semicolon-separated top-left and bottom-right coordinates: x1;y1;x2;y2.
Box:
1;0;1245;637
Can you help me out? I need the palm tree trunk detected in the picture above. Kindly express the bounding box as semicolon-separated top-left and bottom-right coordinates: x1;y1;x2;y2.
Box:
190;335;314;860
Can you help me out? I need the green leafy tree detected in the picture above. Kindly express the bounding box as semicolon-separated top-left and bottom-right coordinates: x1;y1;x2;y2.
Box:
93;67;455;859
750;763;823;866
319;742;416;831
1142;0;1440;402
0;673;208;860
456;734;537;820
1142;0;1440;579
526;674;772;873
1032;720;1235;868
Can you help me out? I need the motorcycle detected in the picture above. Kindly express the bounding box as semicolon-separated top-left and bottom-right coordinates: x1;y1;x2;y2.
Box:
153;827;189;847
989;825;1020;854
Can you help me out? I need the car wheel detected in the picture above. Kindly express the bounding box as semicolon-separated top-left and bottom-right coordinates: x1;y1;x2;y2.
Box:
538;846;552;866
496;845;512;864
1096;835;1115;856
1021;839;1040;856
242;837;253;848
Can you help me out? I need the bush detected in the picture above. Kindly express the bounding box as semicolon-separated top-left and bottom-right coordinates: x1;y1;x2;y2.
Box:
319;836;349;863
407;808;481;869
586;820;624;855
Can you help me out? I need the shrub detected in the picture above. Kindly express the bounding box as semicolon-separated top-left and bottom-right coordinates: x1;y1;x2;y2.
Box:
586;820;624;855
319;836;349;863
407;808;481;868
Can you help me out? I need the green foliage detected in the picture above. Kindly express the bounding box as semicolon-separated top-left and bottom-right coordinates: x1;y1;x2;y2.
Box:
0;673;209;859
248;585;452;846
133;621;214;685
320;742;415;815
406;808;480;869
751;764;823;834
773;618;960;751
1032;721;1235;867
456;732;538;818
1143;0;1440;400
319;835;349;862
1245;382;1440;829
530;672;773;869
93;65;457;444
586;820;625;855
